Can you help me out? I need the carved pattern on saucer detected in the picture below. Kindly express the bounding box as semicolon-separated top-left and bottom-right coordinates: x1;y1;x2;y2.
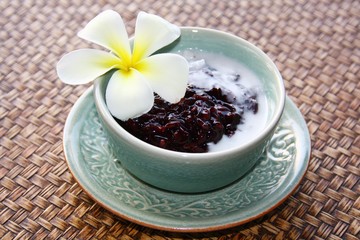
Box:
80;107;296;218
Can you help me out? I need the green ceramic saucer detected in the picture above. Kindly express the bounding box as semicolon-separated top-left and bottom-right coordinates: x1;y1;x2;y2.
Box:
63;87;310;232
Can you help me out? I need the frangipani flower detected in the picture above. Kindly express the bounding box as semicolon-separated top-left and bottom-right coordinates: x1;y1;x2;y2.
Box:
57;10;189;120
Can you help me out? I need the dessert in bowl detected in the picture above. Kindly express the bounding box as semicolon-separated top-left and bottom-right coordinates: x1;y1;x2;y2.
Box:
93;28;285;193
58;11;285;193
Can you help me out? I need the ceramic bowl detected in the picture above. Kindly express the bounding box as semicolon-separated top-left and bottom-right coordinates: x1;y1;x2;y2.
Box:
93;27;285;193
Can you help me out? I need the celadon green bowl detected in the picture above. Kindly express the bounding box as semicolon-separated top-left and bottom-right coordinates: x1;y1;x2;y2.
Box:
93;27;285;193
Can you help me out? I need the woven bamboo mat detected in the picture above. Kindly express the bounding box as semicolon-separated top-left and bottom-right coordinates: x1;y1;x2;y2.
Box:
1;0;359;239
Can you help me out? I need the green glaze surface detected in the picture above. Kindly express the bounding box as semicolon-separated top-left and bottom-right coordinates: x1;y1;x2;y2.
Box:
93;28;286;193
63;88;310;232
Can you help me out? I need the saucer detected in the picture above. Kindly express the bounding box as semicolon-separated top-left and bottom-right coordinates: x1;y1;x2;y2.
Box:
63;87;310;232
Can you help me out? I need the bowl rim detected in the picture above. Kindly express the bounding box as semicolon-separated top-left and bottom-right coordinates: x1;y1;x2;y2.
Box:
94;26;286;161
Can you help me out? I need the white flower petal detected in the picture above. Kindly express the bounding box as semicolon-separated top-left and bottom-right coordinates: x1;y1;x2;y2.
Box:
132;12;180;63
56;49;121;85
106;69;154;120
136;53;189;103
78;10;131;63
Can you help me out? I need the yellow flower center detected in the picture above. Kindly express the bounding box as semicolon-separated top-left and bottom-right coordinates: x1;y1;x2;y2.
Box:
114;57;135;72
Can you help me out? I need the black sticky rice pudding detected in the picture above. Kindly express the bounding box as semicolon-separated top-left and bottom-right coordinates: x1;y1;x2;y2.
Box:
116;52;261;153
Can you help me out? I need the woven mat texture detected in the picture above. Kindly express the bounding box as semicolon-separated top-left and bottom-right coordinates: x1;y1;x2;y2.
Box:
1;0;359;239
